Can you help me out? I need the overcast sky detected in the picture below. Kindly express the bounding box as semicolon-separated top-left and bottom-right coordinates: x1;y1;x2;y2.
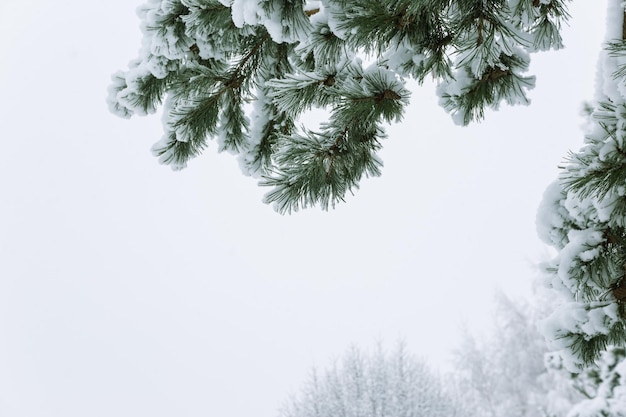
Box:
0;1;609;416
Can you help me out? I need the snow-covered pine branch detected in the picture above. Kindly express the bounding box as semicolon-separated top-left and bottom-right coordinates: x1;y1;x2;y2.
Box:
109;0;568;211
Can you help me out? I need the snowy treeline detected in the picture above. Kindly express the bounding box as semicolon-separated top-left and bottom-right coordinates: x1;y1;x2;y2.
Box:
280;342;461;417
452;292;626;417
284;294;626;417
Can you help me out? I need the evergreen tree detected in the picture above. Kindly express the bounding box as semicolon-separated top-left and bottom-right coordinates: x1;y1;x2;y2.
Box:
452;292;565;417
108;0;568;213
536;1;626;368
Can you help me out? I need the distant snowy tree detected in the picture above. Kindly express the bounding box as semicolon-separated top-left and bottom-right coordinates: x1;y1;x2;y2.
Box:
280;342;462;417
109;0;568;213
536;2;626;368
452;292;557;417
449;291;626;417
448;291;626;417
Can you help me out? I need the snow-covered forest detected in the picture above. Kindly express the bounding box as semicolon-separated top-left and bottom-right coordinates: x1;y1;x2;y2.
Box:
284;293;626;417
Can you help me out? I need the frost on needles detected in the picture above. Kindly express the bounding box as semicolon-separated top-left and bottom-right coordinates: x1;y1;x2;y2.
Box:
108;0;568;213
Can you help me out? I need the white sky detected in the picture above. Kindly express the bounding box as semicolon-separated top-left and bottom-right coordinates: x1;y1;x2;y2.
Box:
0;1;609;416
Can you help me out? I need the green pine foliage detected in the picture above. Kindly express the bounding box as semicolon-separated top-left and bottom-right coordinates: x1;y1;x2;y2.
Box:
109;0;570;212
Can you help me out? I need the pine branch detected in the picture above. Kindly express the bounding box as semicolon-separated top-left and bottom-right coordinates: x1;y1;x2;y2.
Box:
262;66;407;213
553;308;626;368
110;0;577;211
571;384;594;400
607;41;626;80
561;109;626;202
267;71;340;117
261;124;384;213
440;52;535;125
